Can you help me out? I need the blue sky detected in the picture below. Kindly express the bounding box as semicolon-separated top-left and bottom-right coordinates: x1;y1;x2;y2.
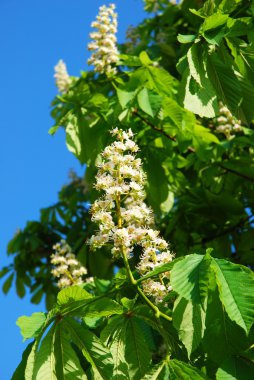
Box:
0;0;146;378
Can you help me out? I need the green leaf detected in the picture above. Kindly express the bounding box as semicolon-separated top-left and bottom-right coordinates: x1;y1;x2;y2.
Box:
0;266;10;279
2;272;14;294
48;125;60;135
116;87;136;108
221;160;254;181
103;317;129;377
137;88;154;117
216;355;254;379
57;285;92;316
212;259;254;333
207;54;242;116
54;323;87;379
144;359;206;379
125;317;152;380
139;51;153;66
202;13;228;32
180;47;218;118
171;253;254;333
102;315;151;380
173;297;206;358
143;360;169;380
168;360;206;379
16;312;46;341
145;149;170;215
102;316;130;380
64;318;113;380
203;283;248;364
66;116;83;161
16;275;26;298
65;114;105;165
201;13;229;45
32;325;57;380
177;34;196;44
11;342;34;380
137;257;183;283
118;54;141;67
83;298;123;319
171;253;212;304
25;340;38;380
146;66;175;97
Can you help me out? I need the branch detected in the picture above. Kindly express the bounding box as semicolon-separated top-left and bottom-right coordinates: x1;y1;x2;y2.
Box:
219;164;254;183
200;214;253;245
132;109;195;153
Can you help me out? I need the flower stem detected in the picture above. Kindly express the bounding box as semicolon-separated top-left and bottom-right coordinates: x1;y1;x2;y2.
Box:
115;179;172;323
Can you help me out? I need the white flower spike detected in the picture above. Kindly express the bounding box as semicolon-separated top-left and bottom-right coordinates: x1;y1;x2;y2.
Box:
51;240;88;288
89;128;174;303
212;101;242;139
88;4;119;75
54;59;71;93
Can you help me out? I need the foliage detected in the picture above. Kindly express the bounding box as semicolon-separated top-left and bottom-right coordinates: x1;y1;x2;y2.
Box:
3;0;254;378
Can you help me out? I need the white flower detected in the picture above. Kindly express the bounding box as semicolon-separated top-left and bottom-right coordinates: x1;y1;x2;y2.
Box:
89;128;174;303
54;59;71;93
88;4;119;75
51;240;90;288
214;102;242;139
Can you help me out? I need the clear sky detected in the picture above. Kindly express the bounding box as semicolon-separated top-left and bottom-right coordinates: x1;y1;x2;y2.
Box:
0;0;146;378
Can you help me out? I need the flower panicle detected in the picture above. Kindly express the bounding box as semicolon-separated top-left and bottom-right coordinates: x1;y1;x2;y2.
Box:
209;101;242;139
89;127;174;303
54;59;71;93
51;240;90;288
87;4;119;75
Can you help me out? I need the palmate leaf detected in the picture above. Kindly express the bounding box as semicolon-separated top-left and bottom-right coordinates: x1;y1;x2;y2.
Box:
23;321;88;380
143;359;206;379
63;318;114;380
171;253;254;333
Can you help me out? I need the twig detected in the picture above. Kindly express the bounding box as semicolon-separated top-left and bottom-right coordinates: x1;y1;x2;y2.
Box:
132;109;195;153
200;214;253;245
219;164;254;183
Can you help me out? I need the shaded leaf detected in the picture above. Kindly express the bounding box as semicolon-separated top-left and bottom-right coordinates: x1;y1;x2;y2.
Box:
64;318;113;380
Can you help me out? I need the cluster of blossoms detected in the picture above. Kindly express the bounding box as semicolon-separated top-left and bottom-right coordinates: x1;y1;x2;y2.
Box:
51;240;88;288
88;4;118;75
210;102;242;139
89;128;173;303
54;59;72;93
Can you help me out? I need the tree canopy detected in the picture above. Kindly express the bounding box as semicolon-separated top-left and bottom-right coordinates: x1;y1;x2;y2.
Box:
3;1;254;379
